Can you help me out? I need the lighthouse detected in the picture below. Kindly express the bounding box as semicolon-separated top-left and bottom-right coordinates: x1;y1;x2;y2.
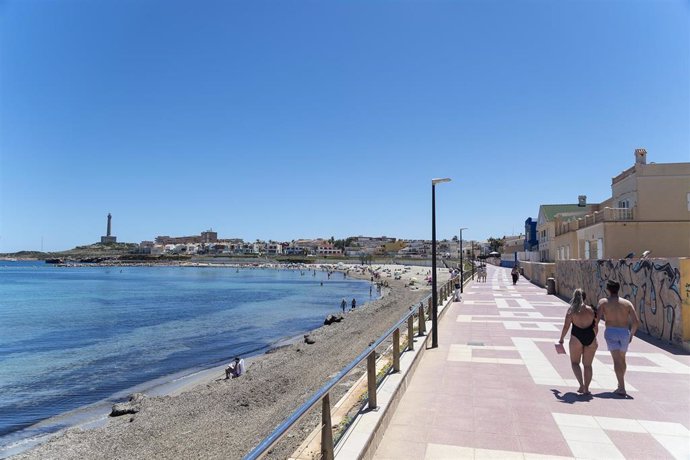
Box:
100;213;117;244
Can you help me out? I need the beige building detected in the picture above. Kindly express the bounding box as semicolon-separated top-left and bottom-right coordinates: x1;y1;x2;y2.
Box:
536;199;599;262
553;149;690;259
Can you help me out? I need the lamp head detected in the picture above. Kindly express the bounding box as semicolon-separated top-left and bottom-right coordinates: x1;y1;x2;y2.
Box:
432;178;452;185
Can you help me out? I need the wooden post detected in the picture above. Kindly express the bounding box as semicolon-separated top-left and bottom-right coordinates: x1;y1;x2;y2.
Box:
367;351;377;410
321;394;334;460
418;304;426;335
407;315;414;351
393;328;400;372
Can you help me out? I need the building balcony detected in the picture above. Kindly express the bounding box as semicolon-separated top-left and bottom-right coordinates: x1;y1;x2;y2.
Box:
555;207;634;236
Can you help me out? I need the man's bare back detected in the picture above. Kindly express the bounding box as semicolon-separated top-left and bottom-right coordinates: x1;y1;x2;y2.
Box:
599;296;636;328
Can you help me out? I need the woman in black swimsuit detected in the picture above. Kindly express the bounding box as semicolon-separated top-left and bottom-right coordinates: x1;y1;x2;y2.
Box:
558;289;598;395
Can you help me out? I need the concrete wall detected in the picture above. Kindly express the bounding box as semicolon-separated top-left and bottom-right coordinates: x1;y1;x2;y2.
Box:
603;222;690;259
635;163;690;221
555;258;689;345
520;261;556;288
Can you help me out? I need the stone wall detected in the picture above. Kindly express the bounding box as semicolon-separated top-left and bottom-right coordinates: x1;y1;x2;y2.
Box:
555;258;689;345
520;261;556;288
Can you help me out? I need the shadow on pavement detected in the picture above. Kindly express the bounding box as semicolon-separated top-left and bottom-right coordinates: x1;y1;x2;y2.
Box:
550;389;593;404
550;389;635;403
591;391;634;400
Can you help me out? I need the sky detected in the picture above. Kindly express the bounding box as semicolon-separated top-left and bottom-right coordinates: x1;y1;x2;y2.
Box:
1;0;688;253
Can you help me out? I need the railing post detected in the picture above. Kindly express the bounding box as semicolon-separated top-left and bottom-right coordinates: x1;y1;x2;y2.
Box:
321;393;334;460
407;315;414;351
393;328;400;372
367;351;377;410
427;297;432;317
418;303;426;335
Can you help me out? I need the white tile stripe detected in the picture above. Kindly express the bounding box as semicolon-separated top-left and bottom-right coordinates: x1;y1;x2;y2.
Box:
425;443;575;459
553;413;690;460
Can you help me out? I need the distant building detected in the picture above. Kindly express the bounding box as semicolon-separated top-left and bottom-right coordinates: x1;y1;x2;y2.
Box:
100;213;117;244
524;218;538;251
317;244;342;256
536;201;598;262
266;243;283;255
155;229;218;245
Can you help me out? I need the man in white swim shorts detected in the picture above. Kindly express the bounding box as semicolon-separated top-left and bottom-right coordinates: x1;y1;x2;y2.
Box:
599;280;640;396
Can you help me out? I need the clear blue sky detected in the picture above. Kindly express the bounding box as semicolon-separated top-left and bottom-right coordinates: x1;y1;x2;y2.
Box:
1;0;688;253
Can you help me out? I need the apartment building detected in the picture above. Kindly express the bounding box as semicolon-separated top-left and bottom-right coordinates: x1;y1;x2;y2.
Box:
553;149;690;259
536;197;599;262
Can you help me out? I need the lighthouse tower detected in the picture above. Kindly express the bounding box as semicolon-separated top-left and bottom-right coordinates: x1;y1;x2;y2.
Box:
100;213;117;244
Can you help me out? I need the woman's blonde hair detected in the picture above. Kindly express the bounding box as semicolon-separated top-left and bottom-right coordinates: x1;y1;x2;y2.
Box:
569;288;585;314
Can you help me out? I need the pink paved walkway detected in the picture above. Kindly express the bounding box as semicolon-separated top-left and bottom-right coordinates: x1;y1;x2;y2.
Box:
374;264;690;459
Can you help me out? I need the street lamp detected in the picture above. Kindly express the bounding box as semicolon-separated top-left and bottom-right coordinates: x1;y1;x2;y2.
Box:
431;177;451;349
459;227;467;293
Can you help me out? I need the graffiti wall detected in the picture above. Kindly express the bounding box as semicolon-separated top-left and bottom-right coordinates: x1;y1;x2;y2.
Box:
556;258;688;345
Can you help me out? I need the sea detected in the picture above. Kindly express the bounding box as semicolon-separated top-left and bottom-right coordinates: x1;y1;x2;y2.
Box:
0;260;375;457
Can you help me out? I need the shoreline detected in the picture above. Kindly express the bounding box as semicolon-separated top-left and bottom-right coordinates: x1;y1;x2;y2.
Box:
0;333;304;459
11;264;447;459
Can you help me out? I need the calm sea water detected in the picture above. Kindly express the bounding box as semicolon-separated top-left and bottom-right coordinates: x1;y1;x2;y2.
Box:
0;261;374;455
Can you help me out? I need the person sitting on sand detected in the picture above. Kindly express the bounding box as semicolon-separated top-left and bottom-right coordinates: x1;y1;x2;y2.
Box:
225;356;245;379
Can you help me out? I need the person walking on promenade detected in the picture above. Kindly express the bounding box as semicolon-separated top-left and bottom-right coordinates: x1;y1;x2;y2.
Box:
511;265;519;285
558;289;598;395
599;280;640;396
341;298;347;313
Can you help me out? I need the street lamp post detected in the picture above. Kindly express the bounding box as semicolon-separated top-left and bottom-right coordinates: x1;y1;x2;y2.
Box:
459;227;467;293
431;178;451;349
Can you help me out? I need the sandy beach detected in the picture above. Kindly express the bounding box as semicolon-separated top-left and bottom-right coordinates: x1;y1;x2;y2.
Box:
13;264;448;460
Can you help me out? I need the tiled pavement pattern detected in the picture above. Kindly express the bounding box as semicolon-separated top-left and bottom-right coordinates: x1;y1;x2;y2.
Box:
374;265;690;459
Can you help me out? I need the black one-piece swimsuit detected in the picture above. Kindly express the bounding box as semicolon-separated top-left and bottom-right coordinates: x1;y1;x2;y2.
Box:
571;320;596;346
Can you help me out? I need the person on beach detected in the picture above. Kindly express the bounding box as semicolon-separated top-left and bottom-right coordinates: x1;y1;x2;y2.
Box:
341;298;347;313
511;265;519;285
351;298;356;310
225;356;246;379
559;289;598;395
598;280;640;396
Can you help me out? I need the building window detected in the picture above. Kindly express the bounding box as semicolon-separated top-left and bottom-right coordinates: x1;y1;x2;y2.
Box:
597;238;603;259
584;241;590;259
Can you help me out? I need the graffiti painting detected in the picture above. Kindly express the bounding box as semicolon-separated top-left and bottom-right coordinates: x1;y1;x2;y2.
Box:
556;259;683;344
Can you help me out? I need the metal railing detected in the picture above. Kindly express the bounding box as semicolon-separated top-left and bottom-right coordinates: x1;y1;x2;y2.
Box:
244;276;461;460
556;207;635;236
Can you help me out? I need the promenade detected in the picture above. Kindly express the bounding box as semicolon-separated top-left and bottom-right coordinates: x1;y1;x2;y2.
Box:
373;264;690;459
